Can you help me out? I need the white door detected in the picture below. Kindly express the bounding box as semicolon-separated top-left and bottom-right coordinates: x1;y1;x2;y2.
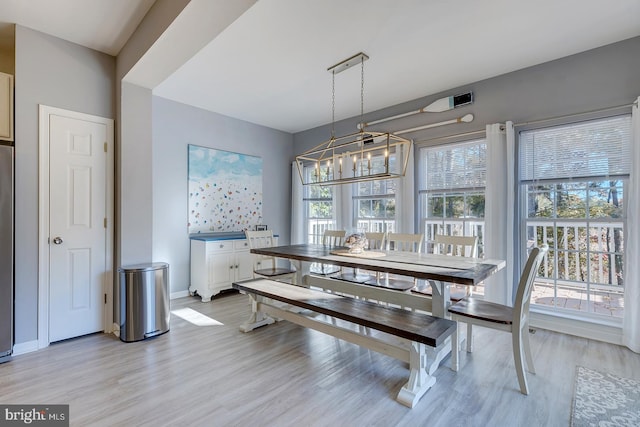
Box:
48;114;108;342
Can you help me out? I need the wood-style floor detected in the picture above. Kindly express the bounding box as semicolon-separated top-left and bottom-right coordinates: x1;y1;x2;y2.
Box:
2;291;639;427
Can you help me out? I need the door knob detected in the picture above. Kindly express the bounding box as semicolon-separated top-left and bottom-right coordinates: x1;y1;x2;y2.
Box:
52;237;64;245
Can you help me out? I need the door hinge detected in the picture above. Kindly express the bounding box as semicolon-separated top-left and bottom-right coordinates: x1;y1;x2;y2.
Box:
104;142;107;153
104;218;107;228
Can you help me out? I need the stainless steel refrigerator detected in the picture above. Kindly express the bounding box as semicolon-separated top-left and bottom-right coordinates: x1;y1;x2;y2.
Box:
0;141;13;363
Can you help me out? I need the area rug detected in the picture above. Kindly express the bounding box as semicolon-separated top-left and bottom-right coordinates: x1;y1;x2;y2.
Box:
571;366;640;426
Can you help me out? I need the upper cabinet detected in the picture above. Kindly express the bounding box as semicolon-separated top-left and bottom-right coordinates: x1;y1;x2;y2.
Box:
0;72;14;141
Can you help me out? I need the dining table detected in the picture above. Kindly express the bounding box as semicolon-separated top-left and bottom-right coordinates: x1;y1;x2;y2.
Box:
250;243;506;318
247;243;505;377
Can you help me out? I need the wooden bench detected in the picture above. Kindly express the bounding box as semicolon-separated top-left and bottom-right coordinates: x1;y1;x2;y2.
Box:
232;278;456;408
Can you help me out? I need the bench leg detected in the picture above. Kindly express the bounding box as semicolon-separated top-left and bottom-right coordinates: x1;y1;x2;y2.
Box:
451;321;459;371
239;294;276;332
397;342;436;408
425;336;453;375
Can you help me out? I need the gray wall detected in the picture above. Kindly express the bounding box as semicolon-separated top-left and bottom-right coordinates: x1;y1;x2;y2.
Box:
120;83;154;264
14;26;115;344
294;35;640;168
152;97;294;292
116;0;190;272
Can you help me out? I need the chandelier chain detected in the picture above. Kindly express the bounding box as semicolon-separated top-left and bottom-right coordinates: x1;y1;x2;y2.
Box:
331;71;335;139
360;56;365;131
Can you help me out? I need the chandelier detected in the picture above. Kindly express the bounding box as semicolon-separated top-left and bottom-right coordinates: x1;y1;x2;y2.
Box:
295;52;411;186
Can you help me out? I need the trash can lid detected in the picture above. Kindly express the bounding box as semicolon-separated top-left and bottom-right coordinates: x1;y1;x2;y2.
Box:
118;262;169;273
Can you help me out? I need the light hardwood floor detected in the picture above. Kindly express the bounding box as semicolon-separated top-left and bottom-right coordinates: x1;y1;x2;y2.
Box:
2;291;639;427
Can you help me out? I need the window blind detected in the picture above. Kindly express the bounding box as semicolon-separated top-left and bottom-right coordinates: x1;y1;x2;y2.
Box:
519;115;631;182
423;139;486;191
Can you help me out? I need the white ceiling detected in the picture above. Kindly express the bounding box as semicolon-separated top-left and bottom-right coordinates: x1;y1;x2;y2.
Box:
2;0;640;133
0;0;155;56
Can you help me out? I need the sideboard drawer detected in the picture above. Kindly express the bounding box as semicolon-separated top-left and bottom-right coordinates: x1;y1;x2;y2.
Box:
234;239;250;250
207;240;233;253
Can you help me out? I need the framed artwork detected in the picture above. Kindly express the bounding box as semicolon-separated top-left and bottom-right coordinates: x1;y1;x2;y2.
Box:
188;145;262;233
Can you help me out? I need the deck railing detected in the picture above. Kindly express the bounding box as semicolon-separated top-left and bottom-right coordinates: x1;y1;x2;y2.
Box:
307;218;624;317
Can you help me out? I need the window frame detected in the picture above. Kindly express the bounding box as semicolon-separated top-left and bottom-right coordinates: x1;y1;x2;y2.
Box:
516;112;631;321
302;165;336;244
351;154;399;233
417;138;487;255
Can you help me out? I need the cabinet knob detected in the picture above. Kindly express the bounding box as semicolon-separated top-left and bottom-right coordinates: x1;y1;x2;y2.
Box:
220;244;224;248
229;265;233;270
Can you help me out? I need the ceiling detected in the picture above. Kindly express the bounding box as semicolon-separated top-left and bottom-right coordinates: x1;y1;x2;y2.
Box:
2;0;640;134
0;0;155;56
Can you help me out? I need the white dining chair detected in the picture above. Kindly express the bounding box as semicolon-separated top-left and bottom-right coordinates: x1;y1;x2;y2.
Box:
433;234;478;257
335;231;386;283
245;230;297;283
310;229;346;276
365;232;423;290
413;234;479;300
448;244;549;395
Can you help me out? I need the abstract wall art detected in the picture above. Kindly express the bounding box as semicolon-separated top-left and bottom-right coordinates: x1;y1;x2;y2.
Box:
188;144;262;234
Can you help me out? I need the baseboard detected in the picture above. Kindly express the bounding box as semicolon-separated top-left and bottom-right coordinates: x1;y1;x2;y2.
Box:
170;290;190;300
12;340;39;356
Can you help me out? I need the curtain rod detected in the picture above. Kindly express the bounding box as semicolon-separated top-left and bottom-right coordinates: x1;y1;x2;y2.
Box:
513;102;635;128
414;100;637;146
413;128;486;146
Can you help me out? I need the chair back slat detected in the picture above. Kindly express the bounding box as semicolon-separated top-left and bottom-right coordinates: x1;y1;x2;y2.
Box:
386;233;423;253
322;230;346;247
364;232;386;250
434;234;478;258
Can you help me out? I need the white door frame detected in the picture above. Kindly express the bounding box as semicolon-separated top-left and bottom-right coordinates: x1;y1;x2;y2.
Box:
38;105;115;349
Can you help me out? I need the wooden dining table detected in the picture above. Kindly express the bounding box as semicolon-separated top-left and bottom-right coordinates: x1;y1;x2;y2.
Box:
250;243;506;318
247;243;506;378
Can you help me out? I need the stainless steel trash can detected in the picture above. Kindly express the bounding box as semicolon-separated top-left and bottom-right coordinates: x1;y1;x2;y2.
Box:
119;262;170;342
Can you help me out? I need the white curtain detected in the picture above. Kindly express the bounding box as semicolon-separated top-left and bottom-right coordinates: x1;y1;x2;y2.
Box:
291;162;304;244
483;122;515;305
334;180;345;231
399;142;415;232
623;97;640;353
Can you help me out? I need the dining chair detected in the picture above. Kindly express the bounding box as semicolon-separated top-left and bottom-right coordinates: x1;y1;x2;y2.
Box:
433;234;478;257
413;234;479;300
448;244;549;395
310;229;346;276
245;230;297;283
365;232;423;290
335;231;386;283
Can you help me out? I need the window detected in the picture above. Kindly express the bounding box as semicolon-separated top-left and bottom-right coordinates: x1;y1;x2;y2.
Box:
519;115;631;319
418;139;487;255
353;154;397;233
302;166;336;243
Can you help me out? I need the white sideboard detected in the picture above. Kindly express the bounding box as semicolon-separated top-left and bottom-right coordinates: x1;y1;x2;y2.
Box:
0;72;14;141
190;234;255;302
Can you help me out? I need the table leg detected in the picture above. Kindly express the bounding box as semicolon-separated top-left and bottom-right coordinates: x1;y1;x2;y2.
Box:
239;294;276;332
422;281;461;374
297;260;310;287
428;280;451;318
